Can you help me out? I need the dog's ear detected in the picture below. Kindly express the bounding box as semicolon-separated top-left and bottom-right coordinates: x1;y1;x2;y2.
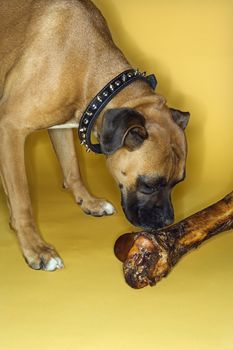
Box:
170;108;190;129
100;108;148;155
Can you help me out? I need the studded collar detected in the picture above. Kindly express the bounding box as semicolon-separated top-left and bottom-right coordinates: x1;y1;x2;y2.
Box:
78;68;157;154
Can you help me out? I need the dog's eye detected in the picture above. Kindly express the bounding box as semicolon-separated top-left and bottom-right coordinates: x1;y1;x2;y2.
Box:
138;183;158;195
137;176;167;195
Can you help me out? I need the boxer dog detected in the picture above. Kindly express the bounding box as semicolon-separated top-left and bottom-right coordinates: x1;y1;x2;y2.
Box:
0;0;189;271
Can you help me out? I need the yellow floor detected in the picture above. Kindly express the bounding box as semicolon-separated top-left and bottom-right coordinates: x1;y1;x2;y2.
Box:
0;1;233;350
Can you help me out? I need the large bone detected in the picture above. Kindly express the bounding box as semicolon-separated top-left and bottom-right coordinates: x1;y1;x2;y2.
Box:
114;192;233;289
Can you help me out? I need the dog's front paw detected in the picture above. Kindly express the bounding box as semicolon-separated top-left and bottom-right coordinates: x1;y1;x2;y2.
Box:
24;243;64;271
79;198;116;217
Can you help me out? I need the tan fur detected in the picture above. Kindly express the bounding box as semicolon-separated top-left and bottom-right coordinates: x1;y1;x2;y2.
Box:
0;0;187;270
106;103;186;190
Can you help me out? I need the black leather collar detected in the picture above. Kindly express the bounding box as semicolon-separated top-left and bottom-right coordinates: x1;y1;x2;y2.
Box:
78;68;157;154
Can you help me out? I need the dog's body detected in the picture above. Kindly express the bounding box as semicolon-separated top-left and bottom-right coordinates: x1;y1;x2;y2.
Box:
0;0;189;270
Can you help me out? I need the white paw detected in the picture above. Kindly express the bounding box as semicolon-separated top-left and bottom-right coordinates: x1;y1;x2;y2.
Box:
80;198;116;217
45;257;64;271
25;247;64;271
102;202;116;215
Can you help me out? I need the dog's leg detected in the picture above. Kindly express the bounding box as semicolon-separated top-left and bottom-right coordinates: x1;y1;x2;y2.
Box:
0;123;64;270
48;129;115;217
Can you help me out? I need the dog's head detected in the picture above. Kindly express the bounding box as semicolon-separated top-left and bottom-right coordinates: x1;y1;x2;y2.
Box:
99;95;190;230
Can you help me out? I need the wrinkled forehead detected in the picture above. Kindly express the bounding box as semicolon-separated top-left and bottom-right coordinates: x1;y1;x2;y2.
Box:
107;138;186;187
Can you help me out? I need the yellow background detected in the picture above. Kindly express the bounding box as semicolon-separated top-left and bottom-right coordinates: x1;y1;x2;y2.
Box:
0;1;233;349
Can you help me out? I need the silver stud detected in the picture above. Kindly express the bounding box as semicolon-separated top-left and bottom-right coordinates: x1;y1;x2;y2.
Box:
122;74;126;82
103;91;108;97
142;71;146;76
79;127;86;132
115;80;121;86
86;148;91;153
86;111;93;116
85;144;90;152
84;118;89;124
97;95;102;102
134;69;139;75
92;104;97;110
109;84;114;91
81;140;86;145
82;133;86;139
127;73;132;78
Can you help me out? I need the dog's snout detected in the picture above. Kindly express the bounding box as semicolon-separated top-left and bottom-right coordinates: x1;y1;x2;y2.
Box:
164;217;174;226
121;188;175;230
162;200;174;226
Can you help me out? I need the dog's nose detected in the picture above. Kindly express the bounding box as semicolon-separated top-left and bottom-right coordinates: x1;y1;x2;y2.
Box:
164;217;174;226
162;199;174;226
